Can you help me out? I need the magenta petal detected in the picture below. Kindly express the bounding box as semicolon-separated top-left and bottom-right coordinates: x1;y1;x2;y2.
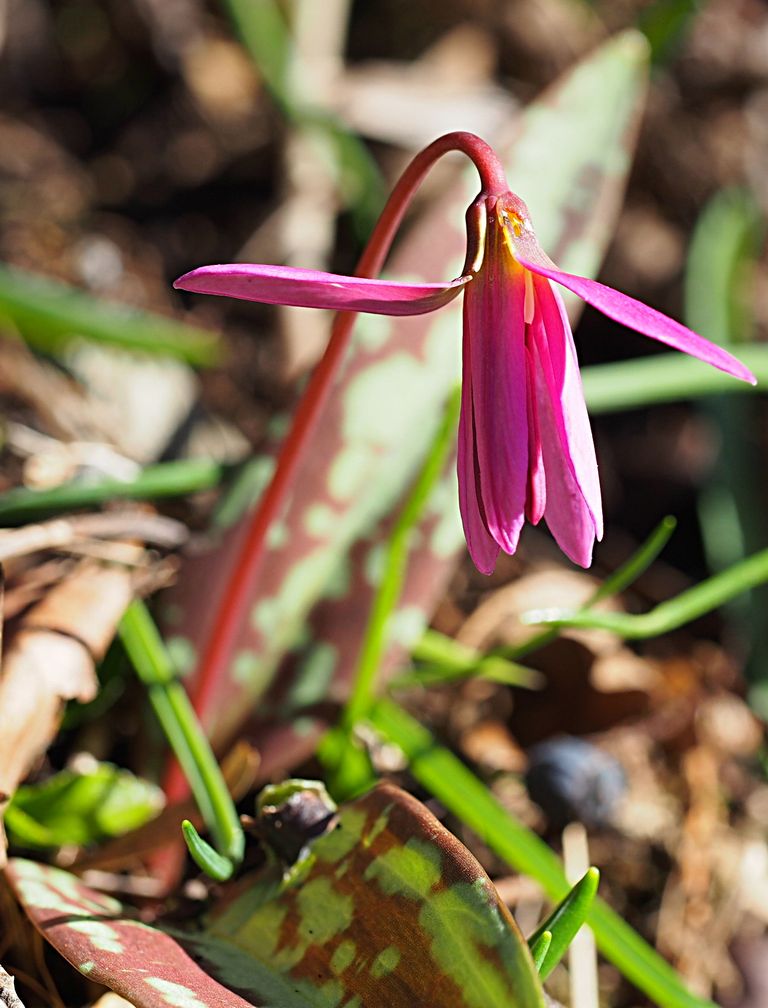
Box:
532;276;603;539
174;264;468;316
530;279;600;568
518;258;757;385
524;344;546;525
457;341;500;575
463;254;528;555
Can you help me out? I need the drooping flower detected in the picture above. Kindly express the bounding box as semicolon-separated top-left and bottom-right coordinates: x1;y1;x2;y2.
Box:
452;191;754;572
175;188;754;576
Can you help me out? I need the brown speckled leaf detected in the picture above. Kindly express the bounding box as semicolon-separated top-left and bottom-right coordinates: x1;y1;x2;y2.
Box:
8;782;545;1008
6;857;251;1008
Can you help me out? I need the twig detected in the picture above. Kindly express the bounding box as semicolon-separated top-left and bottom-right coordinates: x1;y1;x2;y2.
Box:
0;965;25;1008
0;512;187;563
0;562;135;864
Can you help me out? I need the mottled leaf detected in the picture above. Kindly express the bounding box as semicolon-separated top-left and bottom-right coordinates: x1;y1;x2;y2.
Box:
163;32;650;775
8;782;544;1008
5;858;252;1008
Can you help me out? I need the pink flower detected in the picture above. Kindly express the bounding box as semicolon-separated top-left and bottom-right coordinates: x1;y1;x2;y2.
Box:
174;191;755;575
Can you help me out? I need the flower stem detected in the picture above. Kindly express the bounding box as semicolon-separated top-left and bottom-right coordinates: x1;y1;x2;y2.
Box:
175;134;509;797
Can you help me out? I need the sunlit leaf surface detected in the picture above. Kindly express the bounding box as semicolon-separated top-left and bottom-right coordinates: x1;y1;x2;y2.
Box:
8;782;544;1008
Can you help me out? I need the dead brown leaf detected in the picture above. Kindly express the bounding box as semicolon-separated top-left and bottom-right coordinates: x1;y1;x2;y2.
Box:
0;562;135;864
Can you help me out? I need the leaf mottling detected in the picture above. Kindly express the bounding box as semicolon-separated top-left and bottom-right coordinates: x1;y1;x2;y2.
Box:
145;978;208;1008
370;946;401;978
69;921;124;954
363;837;443;900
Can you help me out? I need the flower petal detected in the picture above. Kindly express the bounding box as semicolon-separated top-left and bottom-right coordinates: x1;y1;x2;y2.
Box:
174;264;469;316
529;278;601;568
532;275;603;539
518;257;757;385
463;239;528;555
524;343;546;525
457;341;500;575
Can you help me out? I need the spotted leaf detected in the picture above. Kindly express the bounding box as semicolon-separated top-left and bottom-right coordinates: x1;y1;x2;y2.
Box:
5;857;252;1008
8;783;545;1007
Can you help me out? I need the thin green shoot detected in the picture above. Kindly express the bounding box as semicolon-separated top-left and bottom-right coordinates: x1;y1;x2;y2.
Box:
527;868;600;980
529;930;552;973
395;630;543;688
343;386;462;728
119;601;244;878
522;545;768;639
319;388;461;799
0;459;225;524
182;820;234;882
504;515;676;661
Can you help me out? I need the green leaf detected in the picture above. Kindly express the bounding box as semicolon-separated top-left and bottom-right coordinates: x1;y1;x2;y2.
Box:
0;265;220;365
182;820;234;882
529;931;551;973
5;764;163;849
685;188;763;344
527;868;599;980
684;188;768;712
369;699;716;1008
221;0;385;236
637;0;702;64
582;346;767;413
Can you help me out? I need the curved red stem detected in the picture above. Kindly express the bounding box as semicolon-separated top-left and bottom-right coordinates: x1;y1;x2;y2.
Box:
164;133;509;805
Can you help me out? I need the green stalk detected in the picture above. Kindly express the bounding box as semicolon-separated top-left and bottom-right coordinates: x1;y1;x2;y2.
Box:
0;459;225;524
119;602;244;877
504;515;677;660
522;545;768;639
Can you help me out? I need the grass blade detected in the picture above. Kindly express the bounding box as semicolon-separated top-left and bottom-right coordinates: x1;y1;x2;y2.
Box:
0;265;220;365
581;347;767;414
119;602;244;867
0;459;225;524
522;546;768;639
